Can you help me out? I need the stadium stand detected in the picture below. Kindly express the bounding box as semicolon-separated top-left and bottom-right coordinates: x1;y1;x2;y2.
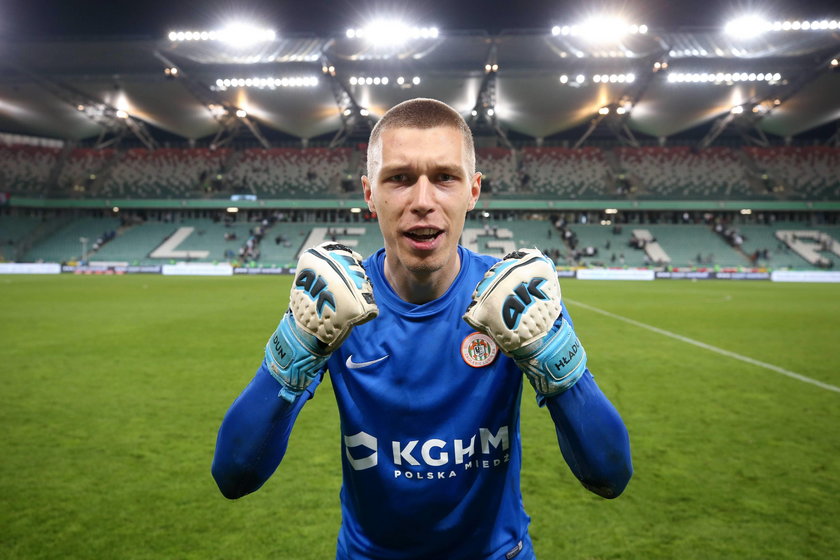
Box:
0;145;61;195
2;143;837;204
8;211;839;271
775;228;839;269
519;147;611;198
615;146;749;199
101;148;231;199
22;217;122;263
744;146;840;201
225;147;351;197
476;148;517;193
56;148;117;197
0;214;42;260
640;225;746;268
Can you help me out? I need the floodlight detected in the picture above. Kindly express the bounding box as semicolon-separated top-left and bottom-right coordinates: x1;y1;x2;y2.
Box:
115;110;129;119
235;109;247;118
218;23;276;47
725;15;770;38
412;76;421;85
358;19;410;46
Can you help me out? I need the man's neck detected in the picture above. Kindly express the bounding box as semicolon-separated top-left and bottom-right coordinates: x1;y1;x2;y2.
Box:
383;251;461;305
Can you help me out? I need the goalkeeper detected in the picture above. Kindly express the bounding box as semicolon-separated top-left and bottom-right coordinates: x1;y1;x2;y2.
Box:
212;98;632;560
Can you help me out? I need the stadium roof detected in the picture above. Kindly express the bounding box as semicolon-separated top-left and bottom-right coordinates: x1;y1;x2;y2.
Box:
1;0;838;148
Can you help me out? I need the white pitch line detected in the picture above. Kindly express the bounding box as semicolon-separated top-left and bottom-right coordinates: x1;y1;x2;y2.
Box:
565;298;840;394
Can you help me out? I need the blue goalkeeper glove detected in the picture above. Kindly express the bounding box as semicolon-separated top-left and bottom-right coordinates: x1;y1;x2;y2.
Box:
463;249;587;397
266;243;378;402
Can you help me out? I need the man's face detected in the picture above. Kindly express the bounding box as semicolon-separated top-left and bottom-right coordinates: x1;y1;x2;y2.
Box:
363;126;481;284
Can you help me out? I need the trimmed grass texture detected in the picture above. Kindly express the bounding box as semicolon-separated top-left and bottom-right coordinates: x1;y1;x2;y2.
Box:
1;275;839;559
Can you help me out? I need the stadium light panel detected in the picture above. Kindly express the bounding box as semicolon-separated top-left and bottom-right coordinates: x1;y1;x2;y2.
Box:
168;23;276;46
555;16;648;42
666;71;782;85
214;76;318;91
347;19;438;47
724;15;771;38
219;23;275;46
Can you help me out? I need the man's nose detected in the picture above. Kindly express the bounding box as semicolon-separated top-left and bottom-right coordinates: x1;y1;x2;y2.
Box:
410;176;435;214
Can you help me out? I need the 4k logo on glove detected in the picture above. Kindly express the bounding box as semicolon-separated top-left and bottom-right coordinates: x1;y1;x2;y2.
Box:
503;277;550;329
295;268;336;316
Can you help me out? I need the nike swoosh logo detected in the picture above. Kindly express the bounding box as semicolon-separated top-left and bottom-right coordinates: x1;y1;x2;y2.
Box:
346;354;389;369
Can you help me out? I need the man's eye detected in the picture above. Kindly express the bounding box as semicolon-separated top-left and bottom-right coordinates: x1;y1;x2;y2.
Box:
388;174;409;182
439;174;456;182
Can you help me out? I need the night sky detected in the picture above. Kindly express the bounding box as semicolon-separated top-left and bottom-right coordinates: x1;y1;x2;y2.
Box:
2;0;838;39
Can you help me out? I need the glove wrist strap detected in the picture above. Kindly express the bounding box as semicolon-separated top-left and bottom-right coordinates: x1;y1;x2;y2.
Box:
513;319;587;397
265;312;330;402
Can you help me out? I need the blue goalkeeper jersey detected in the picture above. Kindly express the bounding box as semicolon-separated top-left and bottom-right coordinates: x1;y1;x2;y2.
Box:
211;245;632;560
325;246;530;560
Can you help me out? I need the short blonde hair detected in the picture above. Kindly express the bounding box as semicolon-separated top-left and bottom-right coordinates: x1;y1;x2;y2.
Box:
366;98;475;181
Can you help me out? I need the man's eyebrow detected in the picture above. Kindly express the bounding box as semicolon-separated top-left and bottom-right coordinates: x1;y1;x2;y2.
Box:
379;164;465;177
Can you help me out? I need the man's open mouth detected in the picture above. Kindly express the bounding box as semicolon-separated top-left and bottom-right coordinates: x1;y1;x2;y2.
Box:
405;228;443;242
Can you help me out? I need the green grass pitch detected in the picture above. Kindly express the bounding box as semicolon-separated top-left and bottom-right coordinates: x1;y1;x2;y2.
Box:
1;274;839;559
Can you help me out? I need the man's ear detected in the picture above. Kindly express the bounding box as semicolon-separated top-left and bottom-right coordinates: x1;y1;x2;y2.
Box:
467;172;482;211
362;176;376;214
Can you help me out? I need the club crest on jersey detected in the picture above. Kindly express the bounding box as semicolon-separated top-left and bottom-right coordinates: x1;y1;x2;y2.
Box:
461;332;498;368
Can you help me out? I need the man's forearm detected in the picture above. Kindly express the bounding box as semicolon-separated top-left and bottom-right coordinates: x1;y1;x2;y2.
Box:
211;361;314;499
545;371;633;498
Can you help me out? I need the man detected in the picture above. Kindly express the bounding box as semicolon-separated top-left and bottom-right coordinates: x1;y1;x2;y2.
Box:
212;98;632;559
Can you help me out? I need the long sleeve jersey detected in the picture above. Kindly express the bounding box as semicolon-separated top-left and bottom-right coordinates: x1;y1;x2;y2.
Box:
212;246;632;560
